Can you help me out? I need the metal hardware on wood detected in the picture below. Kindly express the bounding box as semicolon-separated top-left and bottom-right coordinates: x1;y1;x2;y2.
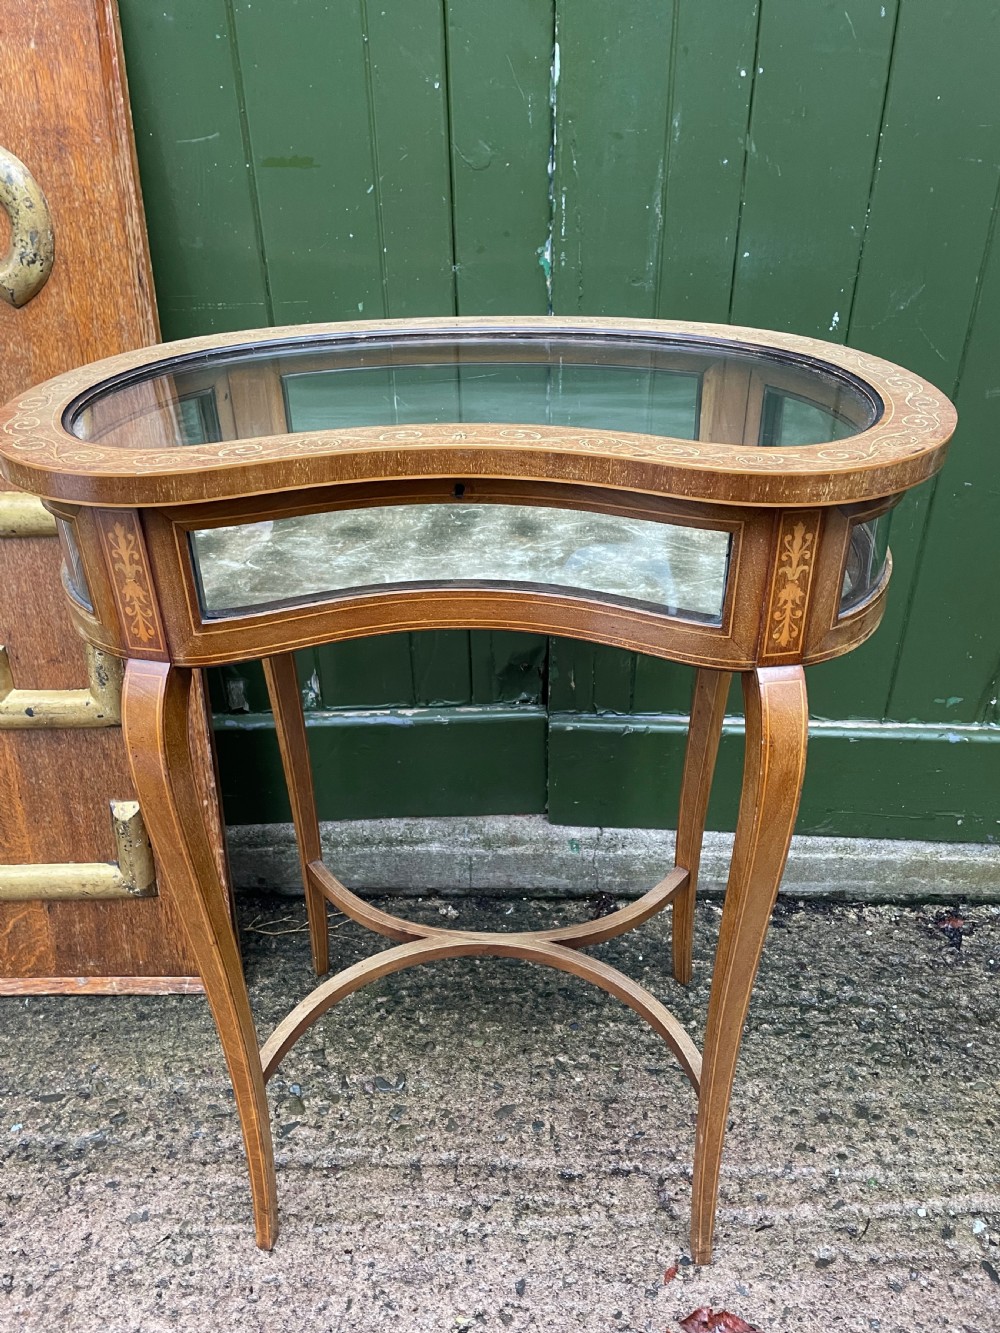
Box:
0;800;156;901
0;491;57;537
0;146;55;308
0;642;123;728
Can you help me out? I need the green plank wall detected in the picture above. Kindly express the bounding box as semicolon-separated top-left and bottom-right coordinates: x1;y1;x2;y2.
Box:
117;1;1000;844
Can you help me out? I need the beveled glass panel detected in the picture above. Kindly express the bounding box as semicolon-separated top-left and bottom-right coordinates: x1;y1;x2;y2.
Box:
191;503;731;623
840;511;891;614
68;331;879;448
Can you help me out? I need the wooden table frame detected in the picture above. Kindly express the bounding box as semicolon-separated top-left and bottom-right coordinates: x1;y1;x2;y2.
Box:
0;316;955;1262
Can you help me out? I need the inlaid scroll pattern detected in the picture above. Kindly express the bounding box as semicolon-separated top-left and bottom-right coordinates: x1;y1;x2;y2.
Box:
770;519;816;650
0;319;955;493
97;512;165;654
108;522;157;643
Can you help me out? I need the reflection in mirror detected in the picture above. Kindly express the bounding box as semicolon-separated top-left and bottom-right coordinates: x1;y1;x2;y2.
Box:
191;502;732;624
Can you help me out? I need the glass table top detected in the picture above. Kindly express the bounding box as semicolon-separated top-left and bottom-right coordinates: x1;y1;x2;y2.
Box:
68;331;879;450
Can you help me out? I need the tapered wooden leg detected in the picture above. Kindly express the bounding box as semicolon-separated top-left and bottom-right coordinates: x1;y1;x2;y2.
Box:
672;669;731;985
690;666;808;1264
122;660;278;1250
262;653;329;975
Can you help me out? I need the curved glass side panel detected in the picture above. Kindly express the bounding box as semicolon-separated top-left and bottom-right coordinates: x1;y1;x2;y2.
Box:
55;517;92;611
191;503;732;624
840;511;891;614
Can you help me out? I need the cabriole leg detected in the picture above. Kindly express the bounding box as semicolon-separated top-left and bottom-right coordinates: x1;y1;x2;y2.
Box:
690;666;808;1264
262;652;329;975
122;660;278;1250
672;668;731;985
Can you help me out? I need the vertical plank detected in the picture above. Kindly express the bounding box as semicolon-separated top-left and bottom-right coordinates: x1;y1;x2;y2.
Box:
547;640;632;715
117;0;269;338
546;0;753;733
363;0;457;316
470;633;546;706
885;199;1000;722
655;0;758;320
729;1;898;339
315;635;414;709
545;0;675;723
229;0;383;323
808;1;1000;721
547;639;594;713
411;631;473;706
631;656;695;715
551;0;675;316
446;0;554;313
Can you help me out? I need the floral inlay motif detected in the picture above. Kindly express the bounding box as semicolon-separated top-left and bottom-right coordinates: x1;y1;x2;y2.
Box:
771;521;815;649
107;520;158;644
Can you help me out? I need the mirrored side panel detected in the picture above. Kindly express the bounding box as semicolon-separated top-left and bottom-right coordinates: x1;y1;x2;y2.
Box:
190;502;732;625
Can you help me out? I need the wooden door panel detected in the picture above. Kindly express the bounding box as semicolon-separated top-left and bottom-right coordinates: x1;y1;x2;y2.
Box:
0;0;207;990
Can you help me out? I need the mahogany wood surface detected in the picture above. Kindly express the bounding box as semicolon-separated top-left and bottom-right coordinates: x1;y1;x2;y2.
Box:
261;653;329;975
258;935;703;1094
672;668;732;986
0;0;209;987
122;660;277;1247
0;317;956;509
690;666;809;1264
0;313;954;1260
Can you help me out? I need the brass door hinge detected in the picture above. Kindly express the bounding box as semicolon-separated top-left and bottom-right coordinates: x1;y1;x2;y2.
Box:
0;642;123;727
0;800;157;901
0;492;57;537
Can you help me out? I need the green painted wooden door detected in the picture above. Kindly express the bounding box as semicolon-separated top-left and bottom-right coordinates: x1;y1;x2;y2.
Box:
117;0;1000;843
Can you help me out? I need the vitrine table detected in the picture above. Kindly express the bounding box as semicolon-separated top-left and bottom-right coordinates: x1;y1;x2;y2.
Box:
0;317;954;1262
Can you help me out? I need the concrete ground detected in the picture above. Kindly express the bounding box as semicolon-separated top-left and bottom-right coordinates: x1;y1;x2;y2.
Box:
1;890;999;1332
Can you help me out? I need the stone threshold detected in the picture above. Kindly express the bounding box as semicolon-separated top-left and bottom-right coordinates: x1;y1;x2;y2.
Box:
227;815;999;904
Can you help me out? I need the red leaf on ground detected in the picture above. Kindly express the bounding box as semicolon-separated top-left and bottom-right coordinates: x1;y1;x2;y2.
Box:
678;1308;759;1333
663;1264;679;1284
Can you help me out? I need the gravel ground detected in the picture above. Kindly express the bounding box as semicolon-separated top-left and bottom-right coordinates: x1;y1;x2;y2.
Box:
1;892;998;1333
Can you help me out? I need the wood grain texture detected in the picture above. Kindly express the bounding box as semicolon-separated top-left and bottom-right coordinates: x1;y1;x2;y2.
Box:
0;975;201;995
690;666;808;1264
0;317;956;509
101;0;1000;838
0;0;203;986
122;660;277;1248
672;668;731;986
259;934;702;1092
261;653;329;975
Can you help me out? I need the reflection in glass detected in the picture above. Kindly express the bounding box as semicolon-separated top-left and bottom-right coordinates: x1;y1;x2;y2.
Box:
191;503;731;624
282;362;700;438
68;331;879;450
840;512;891;613
176;390;222;445
55;518;92;611
759;387;860;448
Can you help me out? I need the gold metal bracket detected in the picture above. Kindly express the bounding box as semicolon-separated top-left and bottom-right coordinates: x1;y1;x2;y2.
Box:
0;642;123;728
0;146;55;308
0;492;57;537
0;800;157;901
